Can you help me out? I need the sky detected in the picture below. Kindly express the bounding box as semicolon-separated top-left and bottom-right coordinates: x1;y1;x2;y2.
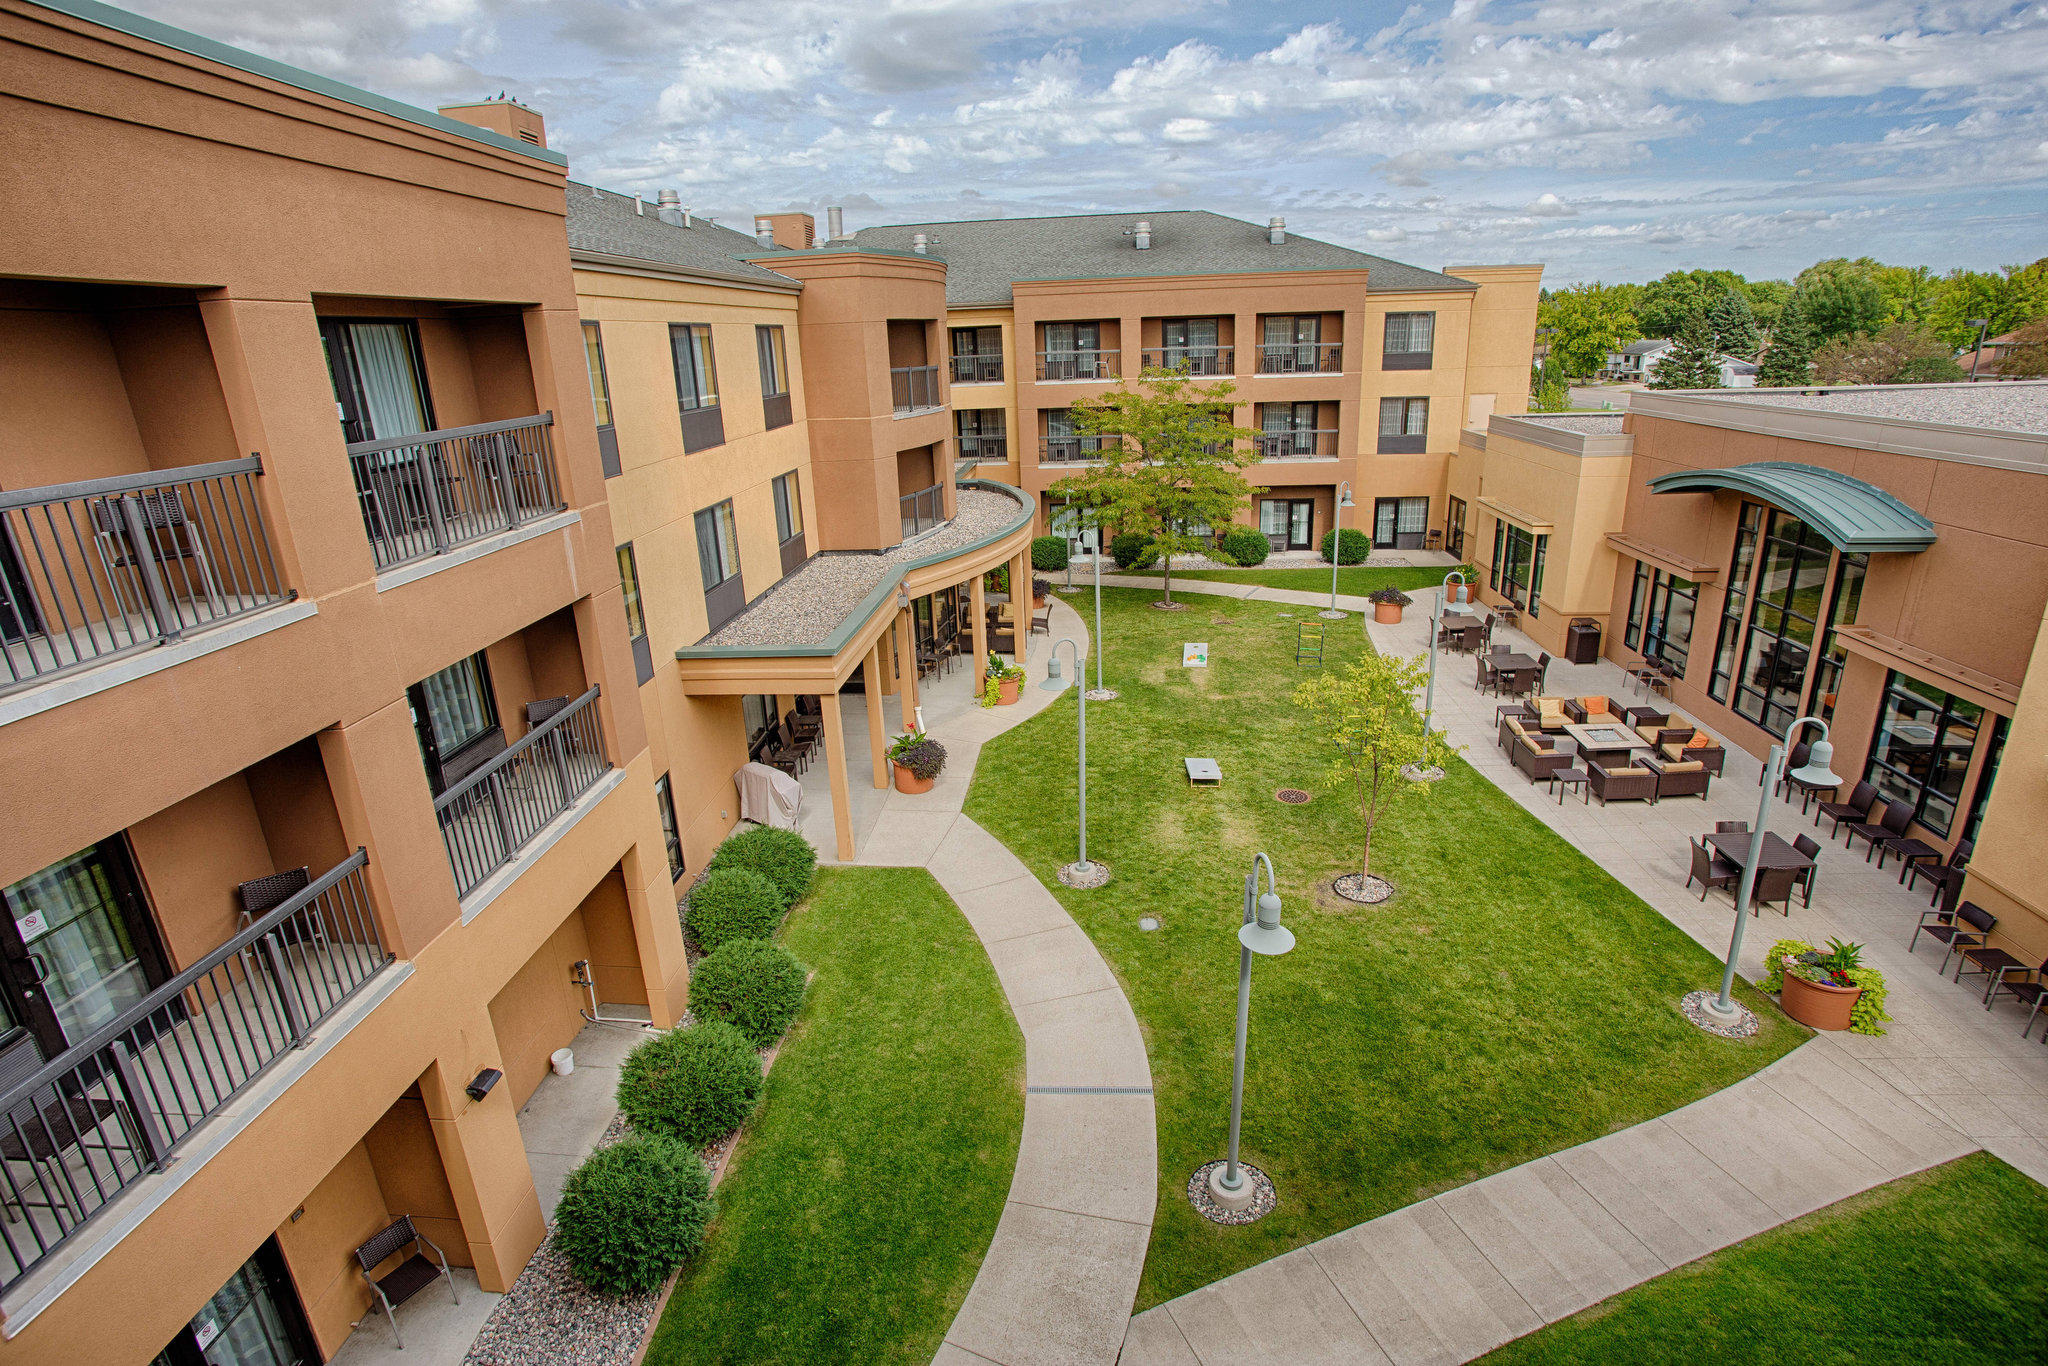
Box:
123;0;2048;286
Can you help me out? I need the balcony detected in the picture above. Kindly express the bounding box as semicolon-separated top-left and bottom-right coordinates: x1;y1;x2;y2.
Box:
949;355;1003;385
1256;429;1340;459
1042;438;1111;464
1256;343;1344;375
0;851;392;1296
890;366;942;417
1036;350;1120;383
1;460;291;698
1138;346;1234;376
900;485;945;540
958;435;1008;464
345;413;566;571
435;686;612;899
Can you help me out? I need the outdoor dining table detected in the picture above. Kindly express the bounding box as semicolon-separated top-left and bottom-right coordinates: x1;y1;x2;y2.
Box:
1489;651;1538;672
1707;830;1814;872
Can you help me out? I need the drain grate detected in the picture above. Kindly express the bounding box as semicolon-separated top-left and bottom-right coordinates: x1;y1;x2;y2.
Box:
1275;788;1312;805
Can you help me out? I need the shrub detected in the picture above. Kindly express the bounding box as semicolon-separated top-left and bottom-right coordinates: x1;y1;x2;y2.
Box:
553;1134;715;1295
1367;587;1412;606
1030;535;1069;571
689;939;808;1047
1320;527;1371;565
706;826;816;906
685;868;784;953
1110;531;1156;570
616;1020;763;1145
888;731;947;781
1217;526;1270;566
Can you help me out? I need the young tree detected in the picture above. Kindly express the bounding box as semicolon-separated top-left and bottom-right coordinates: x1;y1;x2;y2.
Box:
1529;355;1571;411
1792;263;1886;343
1049;369;1260;606
1705;289;1760;357
1812;324;1966;385
1757;301;1817;386
1292;654;1458;886
1646;315;1724;389
1537;282;1639;377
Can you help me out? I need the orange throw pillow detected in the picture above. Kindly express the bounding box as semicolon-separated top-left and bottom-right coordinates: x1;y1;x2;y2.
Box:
1684;730;1713;750
1579;696;1607;715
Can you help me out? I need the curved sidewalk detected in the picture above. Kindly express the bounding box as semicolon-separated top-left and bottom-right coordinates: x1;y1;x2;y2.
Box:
824;595;1156;1366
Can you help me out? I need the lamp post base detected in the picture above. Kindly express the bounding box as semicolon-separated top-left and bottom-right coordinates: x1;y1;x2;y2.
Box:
1058;859;1112;889
1317;609;1347;620
1680;989;1760;1039
1084;687;1119;701
1189;1159;1276;1225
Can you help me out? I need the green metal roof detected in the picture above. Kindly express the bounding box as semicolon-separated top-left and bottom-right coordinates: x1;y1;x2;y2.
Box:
1646;462;1935;553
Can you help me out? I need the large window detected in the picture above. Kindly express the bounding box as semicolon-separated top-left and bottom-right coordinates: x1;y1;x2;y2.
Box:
1623;562;1697;667
670;323;723;452
617;544;646;642
409;651;499;794
1494;522;1547;616
957;409;1007;462
1811;551;1867;722
1446;496;1466;558
1708;502;1764;702
1865;672;1988;838
1961;716;2008;846
755;325;788;398
773;472;803;545
655;775;684;881
950;326;1003;383
742;694;778;750
581;321;612;428
1382;312;1435;369
1731;510;1832;734
695;499;744;631
1377;397;1428;453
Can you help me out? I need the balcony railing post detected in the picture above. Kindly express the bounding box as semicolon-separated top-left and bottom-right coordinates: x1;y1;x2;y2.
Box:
415;442;453;555
116;494;183;643
490;430;521;531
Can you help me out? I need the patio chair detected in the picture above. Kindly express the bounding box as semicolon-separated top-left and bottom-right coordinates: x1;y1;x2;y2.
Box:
355;1214;460;1349
236;866;310;928
1816;780;1879;839
90;488;225;623
789;699;824;742
1650;756;1711;801
524;695;570;728
1533;652;1552;693
1982;957;2048;1035
1768;741;1810;796
1845;798;1911;861
1955;941;2035;999
1792;834;1822;908
1476;656;1499;696
1030;606;1051;637
1909;900;1995;974
1586;755;1657;805
1716;820;1750;834
1507;726;1570;784
1686;838;1739;900
1906;838;1972;907
1749;864;1799;917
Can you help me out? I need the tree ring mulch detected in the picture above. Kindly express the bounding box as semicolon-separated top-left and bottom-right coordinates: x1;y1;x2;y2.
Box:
1084;687;1120;701
1059;859;1112;889
1274;788;1313;805
1150;600;1189;611
1332;873;1395;905
1317;609;1347;620
1401;763;1446;783
1679;990;1760;1039
1188;1160;1276;1225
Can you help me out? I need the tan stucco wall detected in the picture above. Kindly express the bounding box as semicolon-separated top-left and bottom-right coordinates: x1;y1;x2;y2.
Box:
1463;427;1632;655
1956;599;2048;964
947;306;1019;486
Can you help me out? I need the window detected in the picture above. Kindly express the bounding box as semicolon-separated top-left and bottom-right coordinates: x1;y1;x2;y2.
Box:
1044;409;1103;461
670;323;724;452
755;326;788;398
1498;524;1546;617
742;694;777;747
1708;502;1765;702
1811;552;1867;722
654;775;684;881
408;651;499;794
950;326;1003;383
1865;673;1988;838
772;472;803;545
1371;496;1430;549
695;499;744;630
1377;397;1428;453
1446;496;1466;558
617;544;646;641
581;322;612;428
957;409;1007;462
1259;315;1328;373
1382;312;1435;368
1624;563;1697;666
1040;322;1105;380
1731;510;1832;735
1160;317;1225;374
1961;716;2008;846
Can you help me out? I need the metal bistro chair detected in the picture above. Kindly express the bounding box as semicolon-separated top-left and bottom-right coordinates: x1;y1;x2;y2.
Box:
355;1214;460;1348
1910;900;1996;975
91;489;225;624
1792;833;1822;908
1907;838;1972;907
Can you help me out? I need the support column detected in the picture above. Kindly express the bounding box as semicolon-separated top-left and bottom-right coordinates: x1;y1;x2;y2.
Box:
820;691;855;861
878;620;899;695
895;605;920;718
318;701;459;960
864;643;888;788
1014;548;1032;662
419;1051;544;1293
971;573;988;694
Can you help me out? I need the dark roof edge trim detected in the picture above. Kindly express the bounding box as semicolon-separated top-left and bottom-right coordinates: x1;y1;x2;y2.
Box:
571;248;802;293
1646;461;1936;552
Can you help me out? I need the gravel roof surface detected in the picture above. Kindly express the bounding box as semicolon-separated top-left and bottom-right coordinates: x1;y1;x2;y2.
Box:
698;487;1029;649
566;183;801;289
1512;413;1626;434
1706;382;2048;434
850;210;1480;305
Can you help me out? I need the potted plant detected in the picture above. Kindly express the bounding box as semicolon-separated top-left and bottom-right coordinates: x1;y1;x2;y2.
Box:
1032;576;1050;607
1766;937;1889;1033
1447;567;1480;605
888;731;947;794
981;654;1025;708
1368;587;1413;624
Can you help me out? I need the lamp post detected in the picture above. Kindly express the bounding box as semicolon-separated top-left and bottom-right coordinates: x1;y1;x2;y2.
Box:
1698;716;1842;1026
1320;481;1355;620
1421;570;1474;736
1060;497;1077;592
1207;852;1294;1212
1038;639;1098;881
1088;520;1116;700
1967;318;1990;381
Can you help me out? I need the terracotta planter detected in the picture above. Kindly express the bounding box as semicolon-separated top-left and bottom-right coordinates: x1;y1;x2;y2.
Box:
1779;970;1861;1031
892;761;935;795
1374;603;1404;624
997;676;1021;705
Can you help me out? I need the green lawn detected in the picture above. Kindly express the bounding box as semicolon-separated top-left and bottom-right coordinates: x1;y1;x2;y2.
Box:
967;589;1801;1308
645;867;1023;1365
1479;1152;2048;1364
1155;564;1472;596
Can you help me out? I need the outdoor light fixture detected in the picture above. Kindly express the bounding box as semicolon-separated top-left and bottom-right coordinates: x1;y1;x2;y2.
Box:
1209;852;1293;1212
1039;638;1097;880
466;1067;503;1102
1698;715;1841;1028
1421;569;1474;736
1968;318;1991;381
1323;481;1356;619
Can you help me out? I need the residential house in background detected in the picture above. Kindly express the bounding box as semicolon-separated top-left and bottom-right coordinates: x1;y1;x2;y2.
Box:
1602;338;1758;387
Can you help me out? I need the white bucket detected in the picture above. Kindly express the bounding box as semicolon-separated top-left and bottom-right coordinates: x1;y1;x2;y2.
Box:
550;1048;575;1076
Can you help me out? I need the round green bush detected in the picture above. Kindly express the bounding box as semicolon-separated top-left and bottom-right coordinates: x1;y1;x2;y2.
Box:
685;868;785;953
616;1020;763;1145
1218;526;1270;566
689;939;808;1047
1030;535;1069;571
1110;531;1156;570
1320;527;1371;565
553;1133;715;1295
706;826;816;906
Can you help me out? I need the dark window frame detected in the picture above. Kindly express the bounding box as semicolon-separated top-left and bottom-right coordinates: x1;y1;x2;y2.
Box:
695;498;745;631
654;774;684;881
583;320;621;477
408;650;502;796
1382;311;1436;369
1708;502;1765;702
1445;495;1466;558
670;323;725;452
1730;509;1832;736
1864;671;1990;839
618;542;654;684
1377;396;1429;454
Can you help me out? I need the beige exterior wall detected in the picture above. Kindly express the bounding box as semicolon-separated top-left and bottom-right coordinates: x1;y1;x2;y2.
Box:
946;305;1021;487
1956;599;2048;967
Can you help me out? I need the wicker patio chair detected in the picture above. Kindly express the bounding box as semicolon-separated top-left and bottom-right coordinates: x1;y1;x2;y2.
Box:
1686;839;1739;900
355;1214;460;1348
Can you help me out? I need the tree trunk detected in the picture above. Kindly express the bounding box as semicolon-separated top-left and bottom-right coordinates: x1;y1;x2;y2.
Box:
1160;515;1175;603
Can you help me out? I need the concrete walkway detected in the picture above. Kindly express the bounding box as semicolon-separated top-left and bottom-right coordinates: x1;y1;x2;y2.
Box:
797;595;1156;1366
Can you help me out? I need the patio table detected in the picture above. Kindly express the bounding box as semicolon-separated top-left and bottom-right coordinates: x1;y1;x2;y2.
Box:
1489;651;1538;673
1562;721;1652;756
1707;830;1814;873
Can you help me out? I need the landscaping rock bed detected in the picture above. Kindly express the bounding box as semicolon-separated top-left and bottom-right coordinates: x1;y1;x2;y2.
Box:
1187;1159;1276;1226
1332;873;1395;905
1058;859;1112;889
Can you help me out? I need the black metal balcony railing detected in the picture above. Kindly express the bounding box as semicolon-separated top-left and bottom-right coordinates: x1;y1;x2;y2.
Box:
890;366;942;416
1256;343;1344;374
1042;437;1110;464
949;355;1003;384
1036;350;1120;382
346;413;565;571
0;851;388;1294
1139;346;1233;376
900;485;945;540
436;687;611;898
1256;429;1340;459
0;459;290;695
958;435;1008;463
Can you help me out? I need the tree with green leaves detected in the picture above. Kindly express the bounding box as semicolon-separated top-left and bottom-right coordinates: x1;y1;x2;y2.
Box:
1048;369;1261;606
1637;269;1744;339
1741;278;1793;333
1537;282;1639;377
1529;355;1571;411
1647;315;1724;389
1928;258;2048;349
1997;317;2048;378
1292;653;1458;887
1793;263;1887;343
1812;324;1966;385
1757;300;1817;387
1705;289;1761;357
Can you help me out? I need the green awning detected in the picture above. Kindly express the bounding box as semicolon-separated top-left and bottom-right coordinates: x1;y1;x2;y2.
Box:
1646;462;1935;553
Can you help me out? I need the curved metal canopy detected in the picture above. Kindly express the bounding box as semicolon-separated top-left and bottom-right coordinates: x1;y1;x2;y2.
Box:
1646;461;1935;552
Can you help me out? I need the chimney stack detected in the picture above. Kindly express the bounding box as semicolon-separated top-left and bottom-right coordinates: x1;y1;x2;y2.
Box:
1268;216;1286;245
827;206;845;241
911;233;929;254
657;189;685;226
755;217;775;247
1132;220;1152;249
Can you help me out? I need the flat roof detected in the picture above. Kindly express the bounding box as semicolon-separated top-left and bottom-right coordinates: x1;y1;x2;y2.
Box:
1513;413;1626;435
1716;382;2048;435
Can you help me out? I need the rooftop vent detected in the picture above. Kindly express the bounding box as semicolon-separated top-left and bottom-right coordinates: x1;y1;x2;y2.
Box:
827;206;846;241
912;232;930;254
755;217;775;247
1268;216;1286;245
1125;220;1152;249
657;189;687;227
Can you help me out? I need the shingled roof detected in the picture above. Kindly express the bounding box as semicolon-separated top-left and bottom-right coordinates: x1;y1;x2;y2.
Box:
849;210;1479;305
565;184;800;289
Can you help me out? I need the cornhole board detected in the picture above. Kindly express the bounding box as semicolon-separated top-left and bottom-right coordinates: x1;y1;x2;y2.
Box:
1183;642;1208;667
1185;757;1222;787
